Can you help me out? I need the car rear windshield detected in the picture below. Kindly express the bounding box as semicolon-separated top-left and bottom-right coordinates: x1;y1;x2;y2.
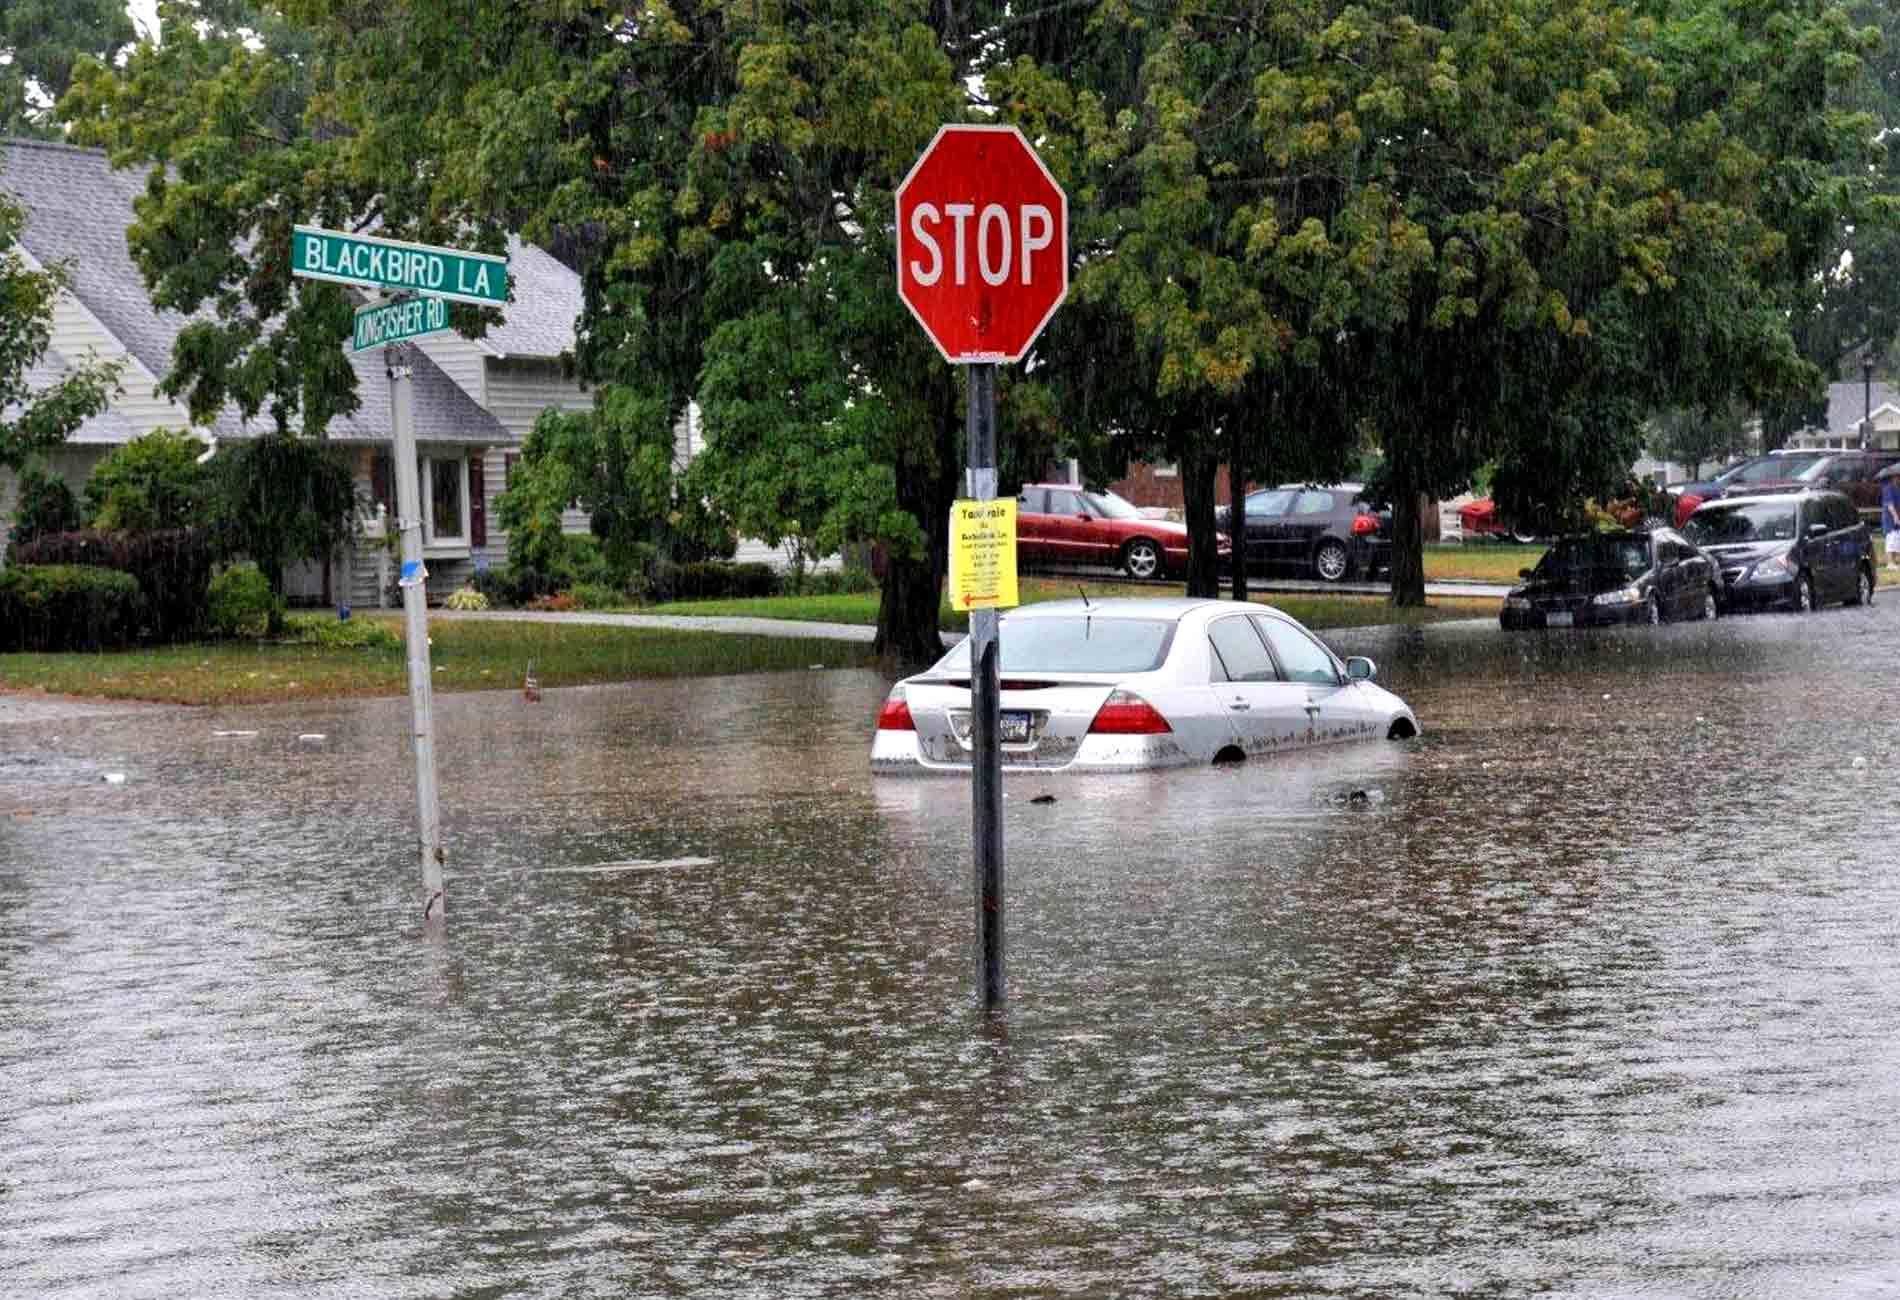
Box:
930;616;1176;675
1084;490;1144;521
1539;537;1649;579
1726;453;1822;484
1684;502;1798;545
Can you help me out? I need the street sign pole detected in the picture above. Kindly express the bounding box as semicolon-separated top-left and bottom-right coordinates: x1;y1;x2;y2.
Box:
387;337;445;937
966;363;1005;1010
289;224;505;941
894;124;1067;1012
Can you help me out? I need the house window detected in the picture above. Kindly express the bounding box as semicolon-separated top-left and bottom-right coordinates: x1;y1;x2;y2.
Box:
419;454;469;549
371;450;474;550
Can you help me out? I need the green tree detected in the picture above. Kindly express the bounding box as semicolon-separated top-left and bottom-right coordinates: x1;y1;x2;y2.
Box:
0;0;136;138
6;457;82;548
84;427;212;530
1244;0;1881;603
206;431;356;633
0;192;118;472
1646;403;1754;479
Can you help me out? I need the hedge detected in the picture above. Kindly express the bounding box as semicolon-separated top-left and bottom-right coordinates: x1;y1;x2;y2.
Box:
0;565;144;652
648;561;782;603
11;528;213;642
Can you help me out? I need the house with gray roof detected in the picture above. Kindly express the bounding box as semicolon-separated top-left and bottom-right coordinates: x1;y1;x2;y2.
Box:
0;137;595;604
1785;379;1900;451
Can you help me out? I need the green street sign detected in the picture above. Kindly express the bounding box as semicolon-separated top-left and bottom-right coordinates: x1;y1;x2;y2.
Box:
292;224;508;307
352;295;450;353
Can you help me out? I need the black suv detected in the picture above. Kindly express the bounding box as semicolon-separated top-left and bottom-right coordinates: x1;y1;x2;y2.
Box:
1682;489;1875;613
1213;483;1392;582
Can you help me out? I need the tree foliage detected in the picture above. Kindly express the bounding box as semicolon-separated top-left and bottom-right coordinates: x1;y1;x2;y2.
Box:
0;193;119;472
53;0;1895;634
0;0;135;139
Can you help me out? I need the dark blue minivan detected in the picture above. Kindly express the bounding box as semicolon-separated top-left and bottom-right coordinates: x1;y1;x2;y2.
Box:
1683;489;1875;613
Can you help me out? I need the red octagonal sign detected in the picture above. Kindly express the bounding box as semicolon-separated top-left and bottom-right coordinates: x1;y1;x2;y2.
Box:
896;124;1068;365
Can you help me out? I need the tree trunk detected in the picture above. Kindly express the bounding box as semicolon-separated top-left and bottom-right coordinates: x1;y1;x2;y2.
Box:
873;411;960;666
1227;425;1249;603
1181;439;1222;599
874;547;947;665
1389;482;1427;607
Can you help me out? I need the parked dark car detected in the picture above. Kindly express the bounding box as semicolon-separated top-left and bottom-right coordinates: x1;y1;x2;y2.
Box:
1500;528;1723;629
1682;489;1875;613
1670;450;1829;527
1213;483;1391;582
1015;484;1230;579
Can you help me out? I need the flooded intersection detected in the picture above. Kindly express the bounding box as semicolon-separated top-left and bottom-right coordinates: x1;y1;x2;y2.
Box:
4;602;1899;1297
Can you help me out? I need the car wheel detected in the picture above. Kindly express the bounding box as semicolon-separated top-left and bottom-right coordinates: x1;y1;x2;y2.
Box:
1313;539;1351;583
1510;527;1540;545
1121;537;1163;580
1796;572;1816;613
1702;585;1720;621
1645;593;1662;626
1849;566;1874;607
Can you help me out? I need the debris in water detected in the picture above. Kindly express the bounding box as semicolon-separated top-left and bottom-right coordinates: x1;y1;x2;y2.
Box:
102;772;127;785
1852;756;1869;770
534;857;717;875
297;733;326;743
211;730;258;738
1030;793;1057;804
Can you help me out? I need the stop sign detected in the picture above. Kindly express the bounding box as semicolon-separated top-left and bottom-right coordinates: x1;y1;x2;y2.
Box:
895;124;1068;364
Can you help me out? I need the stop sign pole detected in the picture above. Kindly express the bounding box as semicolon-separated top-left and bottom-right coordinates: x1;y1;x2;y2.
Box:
896;124;1068;1010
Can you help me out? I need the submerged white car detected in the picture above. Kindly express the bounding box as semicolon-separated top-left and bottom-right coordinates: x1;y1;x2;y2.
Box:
871;598;1419;774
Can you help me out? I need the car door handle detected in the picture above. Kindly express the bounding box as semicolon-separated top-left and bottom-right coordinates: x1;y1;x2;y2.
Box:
1229;700;1251;711
1303;703;1321;716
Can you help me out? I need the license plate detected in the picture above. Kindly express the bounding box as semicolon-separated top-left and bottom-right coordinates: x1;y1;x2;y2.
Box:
1546;611;1573;628
1000;710;1033;743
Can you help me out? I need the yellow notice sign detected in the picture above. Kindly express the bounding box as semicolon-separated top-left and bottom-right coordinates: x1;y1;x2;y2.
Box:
948;498;1019;611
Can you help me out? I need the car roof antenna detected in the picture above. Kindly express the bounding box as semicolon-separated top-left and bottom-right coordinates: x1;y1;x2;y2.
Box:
1078;584;1091;609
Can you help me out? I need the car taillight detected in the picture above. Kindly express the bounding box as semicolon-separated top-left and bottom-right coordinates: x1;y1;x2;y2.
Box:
1351;513;1380;535
876;687;915;731
1087;689;1172;735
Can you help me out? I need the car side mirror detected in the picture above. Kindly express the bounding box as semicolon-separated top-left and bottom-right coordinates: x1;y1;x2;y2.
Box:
1518;568;1534;579
1345;656;1377;682
1809;521;1830;537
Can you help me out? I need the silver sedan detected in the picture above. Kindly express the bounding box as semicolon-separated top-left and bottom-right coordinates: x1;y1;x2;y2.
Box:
871;598;1420;774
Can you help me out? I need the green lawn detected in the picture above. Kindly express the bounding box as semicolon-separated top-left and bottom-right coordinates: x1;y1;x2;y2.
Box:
1423;542;1546;582
0;616;878;706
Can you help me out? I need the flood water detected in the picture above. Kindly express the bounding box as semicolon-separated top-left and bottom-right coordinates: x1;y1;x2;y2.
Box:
4;602;1900;1297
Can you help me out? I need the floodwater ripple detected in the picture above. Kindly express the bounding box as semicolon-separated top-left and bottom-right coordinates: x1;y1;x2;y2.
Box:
3;607;1899;1297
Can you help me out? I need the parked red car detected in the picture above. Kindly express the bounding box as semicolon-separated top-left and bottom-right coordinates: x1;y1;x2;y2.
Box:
1456;498;1541;543
1015;484;1229;579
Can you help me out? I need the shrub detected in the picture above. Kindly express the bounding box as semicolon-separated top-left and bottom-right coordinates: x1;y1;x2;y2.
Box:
444;585;490;611
648;561;781;603
6;461;83;552
525;591;578;612
12;527;213;641
0;565;143;651
282;612;402;650
804;566;877;596
207;563;277;637
84;429;212;531
567;581;625;610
